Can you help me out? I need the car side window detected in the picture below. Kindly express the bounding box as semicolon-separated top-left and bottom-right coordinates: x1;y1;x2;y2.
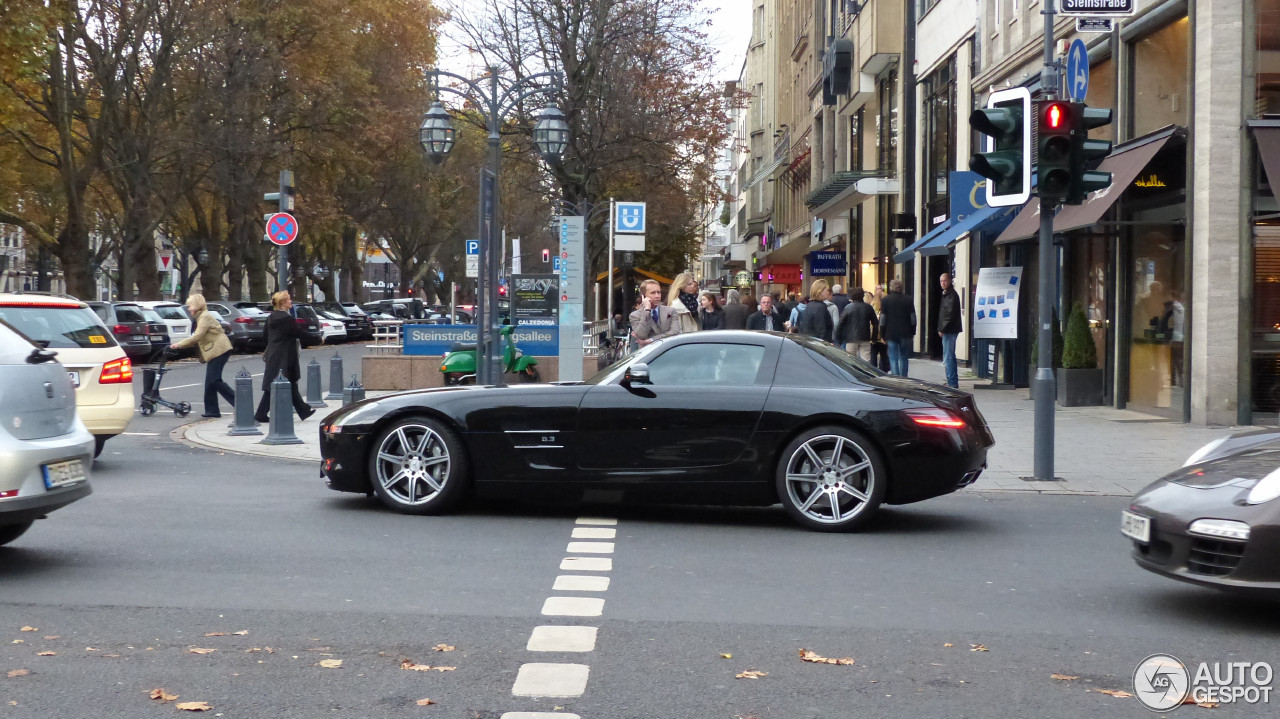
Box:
645;343;767;387
115;306;144;323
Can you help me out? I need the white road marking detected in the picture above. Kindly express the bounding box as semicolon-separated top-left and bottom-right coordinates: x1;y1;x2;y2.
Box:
511;663;590;698
559;557;612;572
160;372;263;391
552;575;609;592
541;597;604;617
526;626;598;652
501;713;581;719
571;527;616;539
122;432;160;436
575;517;617;526
566;541;614;554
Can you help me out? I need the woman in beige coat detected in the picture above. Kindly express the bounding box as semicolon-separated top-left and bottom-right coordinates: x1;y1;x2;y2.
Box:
168;294;235;418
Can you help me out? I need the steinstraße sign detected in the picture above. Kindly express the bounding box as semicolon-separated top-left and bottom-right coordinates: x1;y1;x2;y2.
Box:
402;324;558;356
1059;0;1134;16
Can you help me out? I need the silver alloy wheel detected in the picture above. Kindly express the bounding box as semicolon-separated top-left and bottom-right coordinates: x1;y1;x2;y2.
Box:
373;423;452;506
783;434;875;525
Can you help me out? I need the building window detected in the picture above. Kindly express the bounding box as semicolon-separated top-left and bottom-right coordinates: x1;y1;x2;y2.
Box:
1257;2;1280;117
1089;58;1116;142
921;58;955;208
876;69;898;173
1129;17;1189;137
849;108;863;171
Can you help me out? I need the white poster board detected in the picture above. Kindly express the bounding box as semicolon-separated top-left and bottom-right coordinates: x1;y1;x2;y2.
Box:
973;267;1023;339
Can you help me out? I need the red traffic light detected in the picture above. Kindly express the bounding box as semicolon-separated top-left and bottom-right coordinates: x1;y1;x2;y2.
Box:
1044;102;1070;130
541;249;550;262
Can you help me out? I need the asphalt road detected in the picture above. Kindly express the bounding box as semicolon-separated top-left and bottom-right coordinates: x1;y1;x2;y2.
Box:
3;353;1279;717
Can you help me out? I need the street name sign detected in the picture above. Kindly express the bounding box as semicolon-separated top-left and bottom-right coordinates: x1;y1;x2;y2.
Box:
1060;0;1134;16
1076;17;1114;32
266;212;299;246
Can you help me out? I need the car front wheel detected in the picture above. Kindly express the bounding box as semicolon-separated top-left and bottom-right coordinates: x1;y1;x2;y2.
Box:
776;426;886;532
367;417;469;515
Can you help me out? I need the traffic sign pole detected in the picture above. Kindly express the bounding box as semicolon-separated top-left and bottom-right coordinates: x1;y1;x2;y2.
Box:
1034;0;1060;481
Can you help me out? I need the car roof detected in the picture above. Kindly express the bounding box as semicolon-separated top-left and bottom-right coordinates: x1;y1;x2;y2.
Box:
0;292;87;309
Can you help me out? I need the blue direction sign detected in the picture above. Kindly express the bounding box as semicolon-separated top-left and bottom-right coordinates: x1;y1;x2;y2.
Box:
1066;39;1089;102
615;201;646;234
266;212;299;246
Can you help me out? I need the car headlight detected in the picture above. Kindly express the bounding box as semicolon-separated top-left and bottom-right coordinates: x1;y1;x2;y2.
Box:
326;401;382;432
1188;518;1251;541
1183;438;1226;467
1246;466;1280;505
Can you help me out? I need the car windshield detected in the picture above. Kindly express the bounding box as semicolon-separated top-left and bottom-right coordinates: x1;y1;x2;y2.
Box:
140;308;164;323
584;338;666;385
153;305;188;320
237;306;268;317
0;304;118;349
321;310;346;320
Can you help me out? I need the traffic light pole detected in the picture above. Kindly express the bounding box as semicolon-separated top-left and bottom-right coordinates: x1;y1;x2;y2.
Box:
1034;0;1060;481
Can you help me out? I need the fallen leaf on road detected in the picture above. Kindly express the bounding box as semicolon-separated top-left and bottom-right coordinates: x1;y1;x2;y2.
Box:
317;659;343;668
735;670;767;679
1091;689;1133;698
19;627;36;632
175;701;211;711
415;698;435;706
970;644;989;652
85;647;97;651
149;688;179;702
244;647;274;654
400;660;454;672
943;643;954;648
798;649;854;665
186;648;216;655
43;636;58;640
11;640;22;644
99;654;121;658
1051;674;1079;681
432;644;455;652
203;632;226;637
7;669;29;678
305;646;332;652
1182;696;1218;708
36;652;56;656
232;630;248;636
720;653;732;659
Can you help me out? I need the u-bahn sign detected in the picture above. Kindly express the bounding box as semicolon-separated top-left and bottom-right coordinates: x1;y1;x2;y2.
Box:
1060;0;1134;16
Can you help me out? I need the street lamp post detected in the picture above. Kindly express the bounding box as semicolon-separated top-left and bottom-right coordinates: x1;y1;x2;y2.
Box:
419;66;568;387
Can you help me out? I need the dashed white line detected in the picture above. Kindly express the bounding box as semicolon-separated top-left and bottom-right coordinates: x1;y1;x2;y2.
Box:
565;541;614;554
571;527;616;539
526;626;598;652
541;597;605;617
501;712;582;719
511;663;591;698
575;517;617;526
552;575;609;592
559;556;612;572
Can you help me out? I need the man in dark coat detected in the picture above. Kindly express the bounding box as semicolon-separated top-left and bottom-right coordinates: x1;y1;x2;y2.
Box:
723;289;749;330
880;278;916;376
255;291;315;423
745;294;782;331
937;272;963;388
830;284;851;313
836;288;876;361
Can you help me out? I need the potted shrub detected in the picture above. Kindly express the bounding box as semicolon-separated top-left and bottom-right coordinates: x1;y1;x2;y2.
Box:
1029;307;1062;399
1057;302;1104;406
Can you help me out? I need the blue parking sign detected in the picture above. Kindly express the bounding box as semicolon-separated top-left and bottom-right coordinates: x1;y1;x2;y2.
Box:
465;239;480;255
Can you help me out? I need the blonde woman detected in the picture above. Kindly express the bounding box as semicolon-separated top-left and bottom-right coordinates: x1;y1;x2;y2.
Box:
254;291;314;423
797;279;834;342
667;272;700;333
168;294;235;418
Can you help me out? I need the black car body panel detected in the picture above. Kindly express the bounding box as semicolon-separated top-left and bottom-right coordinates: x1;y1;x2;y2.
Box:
319;332;992;513
292;305;324;347
205;302;267;351
87;302;152;362
316;303;373;340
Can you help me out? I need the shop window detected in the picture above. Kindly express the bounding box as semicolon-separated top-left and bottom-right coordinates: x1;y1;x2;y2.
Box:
1130;18;1189;137
1259;2;1280;116
876;69;898;173
922;58;955;207
1127;210;1185;416
1088;58;1116;142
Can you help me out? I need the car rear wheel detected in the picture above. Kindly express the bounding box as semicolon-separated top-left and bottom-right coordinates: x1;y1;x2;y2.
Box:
0;522;33;546
776;426;886;532
367;416;468;515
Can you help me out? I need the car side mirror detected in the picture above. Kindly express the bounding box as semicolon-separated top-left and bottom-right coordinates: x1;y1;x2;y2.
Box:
624;363;651;384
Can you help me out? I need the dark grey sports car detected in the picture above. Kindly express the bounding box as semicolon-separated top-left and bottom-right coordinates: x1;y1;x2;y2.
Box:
319;331;994;531
1124;430;1280;595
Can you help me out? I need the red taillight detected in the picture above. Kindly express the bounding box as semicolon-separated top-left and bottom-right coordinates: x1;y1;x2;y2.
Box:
99;357;133;384
111;324;130;334
234;316;253;324
905;408;966;429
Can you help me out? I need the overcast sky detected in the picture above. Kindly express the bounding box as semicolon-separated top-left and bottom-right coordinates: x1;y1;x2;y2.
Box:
437;0;754;80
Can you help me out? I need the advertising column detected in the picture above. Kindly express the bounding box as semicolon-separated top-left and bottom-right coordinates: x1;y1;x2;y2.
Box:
558;216;585;381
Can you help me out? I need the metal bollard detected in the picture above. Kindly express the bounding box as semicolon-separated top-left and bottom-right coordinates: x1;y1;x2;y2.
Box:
342;374;366;406
259;371;303;445
305;358;327;408
227;368;262;436
325;353;344;400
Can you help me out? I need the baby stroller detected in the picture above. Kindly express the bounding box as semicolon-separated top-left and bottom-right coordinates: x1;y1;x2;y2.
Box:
139;354;192;417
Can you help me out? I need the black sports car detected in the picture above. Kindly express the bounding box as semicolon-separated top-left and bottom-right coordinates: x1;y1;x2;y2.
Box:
319;331;994;531
1124;429;1280;595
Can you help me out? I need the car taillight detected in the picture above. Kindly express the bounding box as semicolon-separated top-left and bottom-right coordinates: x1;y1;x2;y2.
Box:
234;316;253;324
100;357;133;384
111;324;130;334
905;408;966;429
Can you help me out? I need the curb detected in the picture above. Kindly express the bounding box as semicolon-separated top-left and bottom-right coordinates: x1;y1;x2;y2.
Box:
174;418;319;464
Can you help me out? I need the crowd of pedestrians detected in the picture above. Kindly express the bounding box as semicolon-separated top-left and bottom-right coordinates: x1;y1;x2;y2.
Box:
620;272;960;387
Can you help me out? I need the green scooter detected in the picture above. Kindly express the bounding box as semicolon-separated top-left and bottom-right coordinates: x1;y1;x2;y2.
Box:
440;324;540;385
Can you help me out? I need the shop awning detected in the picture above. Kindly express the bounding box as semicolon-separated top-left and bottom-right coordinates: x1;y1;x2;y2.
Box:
893;221;951;263
918;205;1014;256
594;267;674;285
1252;125;1280;206
995;128;1177;244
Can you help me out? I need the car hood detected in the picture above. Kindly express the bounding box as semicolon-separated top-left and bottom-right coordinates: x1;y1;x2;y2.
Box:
1168;440;1280;489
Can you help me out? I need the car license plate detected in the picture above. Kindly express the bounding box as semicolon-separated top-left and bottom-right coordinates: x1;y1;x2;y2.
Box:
42;459;87;489
131;334;146;341
67;371;80;387
150;334;165;341
1120;510;1151;543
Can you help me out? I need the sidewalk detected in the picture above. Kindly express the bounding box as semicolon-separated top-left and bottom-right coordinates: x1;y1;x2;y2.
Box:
179;365;1262;497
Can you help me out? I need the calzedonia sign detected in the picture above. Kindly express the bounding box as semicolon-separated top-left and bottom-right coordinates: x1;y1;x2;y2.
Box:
1060;0;1135;16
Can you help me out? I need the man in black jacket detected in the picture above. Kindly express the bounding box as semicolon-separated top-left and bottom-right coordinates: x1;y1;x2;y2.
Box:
880;279;916;376
937;272;963;387
745;294;782;331
836;288;876;361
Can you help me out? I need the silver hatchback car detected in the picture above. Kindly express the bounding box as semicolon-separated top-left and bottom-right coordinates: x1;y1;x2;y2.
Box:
0;319;94;547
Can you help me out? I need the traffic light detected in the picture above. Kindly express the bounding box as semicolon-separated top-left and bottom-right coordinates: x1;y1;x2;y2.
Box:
542;248;550;263
1067;105;1114;205
1036;100;1074;202
969;87;1031;207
